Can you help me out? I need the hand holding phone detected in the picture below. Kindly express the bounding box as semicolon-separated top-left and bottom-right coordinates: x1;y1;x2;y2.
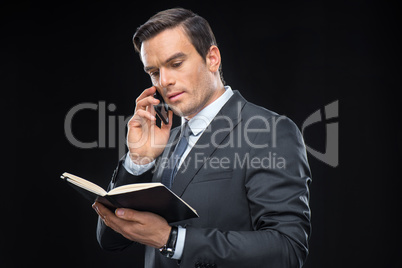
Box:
126;87;172;165
153;90;169;124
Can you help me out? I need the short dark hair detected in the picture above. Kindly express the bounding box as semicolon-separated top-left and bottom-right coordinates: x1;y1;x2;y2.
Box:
133;8;224;84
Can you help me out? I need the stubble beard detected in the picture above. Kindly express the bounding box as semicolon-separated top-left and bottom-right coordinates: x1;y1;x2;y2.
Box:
170;83;215;119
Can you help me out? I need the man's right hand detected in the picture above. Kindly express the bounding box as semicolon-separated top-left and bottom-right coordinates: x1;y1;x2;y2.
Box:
127;86;173;165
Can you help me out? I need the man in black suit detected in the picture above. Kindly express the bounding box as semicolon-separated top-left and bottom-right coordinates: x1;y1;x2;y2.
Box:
93;8;311;268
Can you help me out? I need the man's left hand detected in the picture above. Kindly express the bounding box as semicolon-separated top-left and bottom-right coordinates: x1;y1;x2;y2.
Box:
92;201;171;248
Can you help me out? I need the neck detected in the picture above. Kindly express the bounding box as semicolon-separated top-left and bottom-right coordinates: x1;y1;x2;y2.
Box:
185;81;226;120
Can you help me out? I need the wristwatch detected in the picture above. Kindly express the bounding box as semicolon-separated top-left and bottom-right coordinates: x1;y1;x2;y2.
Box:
159;226;178;258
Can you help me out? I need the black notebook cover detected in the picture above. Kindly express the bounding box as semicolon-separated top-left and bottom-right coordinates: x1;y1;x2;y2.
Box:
63;175;198;223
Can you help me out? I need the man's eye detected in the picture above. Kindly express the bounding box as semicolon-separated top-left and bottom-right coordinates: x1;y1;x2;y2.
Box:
172;62;182;68
150;71;159;77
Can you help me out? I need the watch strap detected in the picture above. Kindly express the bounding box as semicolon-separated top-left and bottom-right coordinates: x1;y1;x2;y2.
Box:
159;226;178;258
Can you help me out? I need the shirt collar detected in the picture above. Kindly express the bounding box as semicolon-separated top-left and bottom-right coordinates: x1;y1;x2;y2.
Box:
182;86;234;136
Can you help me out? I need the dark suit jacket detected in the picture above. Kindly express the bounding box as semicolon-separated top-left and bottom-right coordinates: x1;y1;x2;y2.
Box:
96;91;312;268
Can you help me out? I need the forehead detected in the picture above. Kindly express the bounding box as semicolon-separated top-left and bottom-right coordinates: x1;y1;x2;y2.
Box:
140;27;194;66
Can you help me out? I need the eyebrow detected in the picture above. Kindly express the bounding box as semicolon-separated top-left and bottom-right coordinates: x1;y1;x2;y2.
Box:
144;52;186;73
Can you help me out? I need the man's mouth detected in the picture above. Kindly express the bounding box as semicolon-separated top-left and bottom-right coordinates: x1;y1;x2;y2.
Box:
167;91;185;102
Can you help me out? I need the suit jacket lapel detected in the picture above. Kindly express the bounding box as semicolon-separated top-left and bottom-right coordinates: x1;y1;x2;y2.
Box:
171;91;247;197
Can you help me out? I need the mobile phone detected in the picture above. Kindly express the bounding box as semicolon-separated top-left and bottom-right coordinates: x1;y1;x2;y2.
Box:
153;90;169;124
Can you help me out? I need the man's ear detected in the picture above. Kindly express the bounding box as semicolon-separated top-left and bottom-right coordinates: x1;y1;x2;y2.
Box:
206;45;221;73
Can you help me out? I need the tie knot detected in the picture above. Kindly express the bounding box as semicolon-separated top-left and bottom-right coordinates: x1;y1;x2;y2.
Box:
182;121;192;139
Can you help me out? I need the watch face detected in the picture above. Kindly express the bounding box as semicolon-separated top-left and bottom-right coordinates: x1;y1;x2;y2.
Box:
159;246;174;257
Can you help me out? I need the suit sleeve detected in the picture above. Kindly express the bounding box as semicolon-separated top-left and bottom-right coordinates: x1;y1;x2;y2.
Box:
95;155;154;251
180;117;312;268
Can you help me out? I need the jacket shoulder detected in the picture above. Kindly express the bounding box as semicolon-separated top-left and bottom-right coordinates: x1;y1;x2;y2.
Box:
242;100;300;131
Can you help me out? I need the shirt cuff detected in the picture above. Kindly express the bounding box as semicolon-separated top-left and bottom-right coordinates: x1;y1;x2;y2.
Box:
122;152;155;175
171;226;186;260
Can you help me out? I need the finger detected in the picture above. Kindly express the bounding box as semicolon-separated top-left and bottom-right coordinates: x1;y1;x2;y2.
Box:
135;86;157;109
92;202;104;219
115;208;167;226
148;101;156;116
92;202;122;229
115;208;142;222
148;105;158;128
161;109;173;130
135;86;156;102
135;95;159;112
127;109;157;130
92;202;113;219
136;108;157;122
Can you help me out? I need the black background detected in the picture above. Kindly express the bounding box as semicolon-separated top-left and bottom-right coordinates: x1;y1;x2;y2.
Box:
3;0;401;267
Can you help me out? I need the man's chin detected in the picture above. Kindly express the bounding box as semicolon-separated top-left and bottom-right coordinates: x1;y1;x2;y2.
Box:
169;104;196;119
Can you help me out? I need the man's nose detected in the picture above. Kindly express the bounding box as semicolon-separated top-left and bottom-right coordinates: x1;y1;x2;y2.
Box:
159;68;175;88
